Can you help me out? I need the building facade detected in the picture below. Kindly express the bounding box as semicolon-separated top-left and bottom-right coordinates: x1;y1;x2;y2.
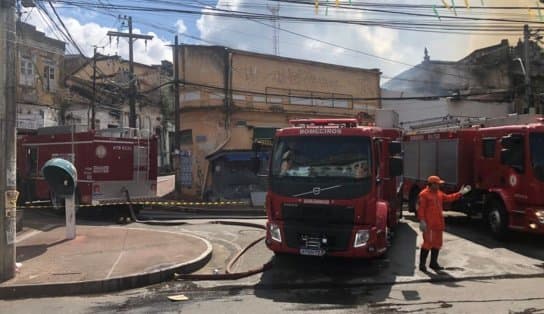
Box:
175;45;381;200
64;55;175;169
16;22;65;132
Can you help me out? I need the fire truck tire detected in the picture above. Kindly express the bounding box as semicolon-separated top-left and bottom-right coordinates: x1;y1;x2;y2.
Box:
486;198;509;241
408;188;420;214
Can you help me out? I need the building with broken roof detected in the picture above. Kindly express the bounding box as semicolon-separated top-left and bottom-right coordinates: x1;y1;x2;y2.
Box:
381;39;544;128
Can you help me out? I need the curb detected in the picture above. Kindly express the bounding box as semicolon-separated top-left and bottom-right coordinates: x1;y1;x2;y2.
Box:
0;233;213;300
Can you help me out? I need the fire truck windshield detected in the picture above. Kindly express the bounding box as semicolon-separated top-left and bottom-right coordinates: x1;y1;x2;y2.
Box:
530;132;544;181
271;136;371;179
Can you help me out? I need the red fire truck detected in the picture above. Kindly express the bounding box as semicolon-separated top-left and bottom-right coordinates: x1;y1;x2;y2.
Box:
263;119;403;258
17;126;157;213
402;115;544;239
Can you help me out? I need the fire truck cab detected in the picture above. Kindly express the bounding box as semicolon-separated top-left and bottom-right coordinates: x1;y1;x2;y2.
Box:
264;119;403;258
402;115;544;239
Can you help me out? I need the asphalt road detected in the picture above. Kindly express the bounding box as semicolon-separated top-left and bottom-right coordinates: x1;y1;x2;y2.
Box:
2;208;544;313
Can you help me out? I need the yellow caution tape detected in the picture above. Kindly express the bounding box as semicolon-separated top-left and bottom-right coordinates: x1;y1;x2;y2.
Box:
18;199;249;209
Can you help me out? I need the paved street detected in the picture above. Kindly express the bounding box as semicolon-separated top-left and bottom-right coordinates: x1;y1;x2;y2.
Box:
2;208;544;313
4;276;542;314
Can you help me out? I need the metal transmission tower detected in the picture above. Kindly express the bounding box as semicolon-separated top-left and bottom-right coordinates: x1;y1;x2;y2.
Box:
267;0;280;55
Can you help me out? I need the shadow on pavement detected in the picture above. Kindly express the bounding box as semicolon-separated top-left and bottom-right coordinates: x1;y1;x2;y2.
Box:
22;206;131;230
444;215;544;262
254;221;418;307
16;238;71;263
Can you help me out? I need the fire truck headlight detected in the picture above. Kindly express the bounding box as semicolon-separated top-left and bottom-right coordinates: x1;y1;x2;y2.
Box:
354;230;370;248
269;223;282;243
535;210;544;224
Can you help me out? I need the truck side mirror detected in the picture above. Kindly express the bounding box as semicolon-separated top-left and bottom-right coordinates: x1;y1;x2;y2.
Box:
389;141;402;156
41;158;77;197
389;156;403;177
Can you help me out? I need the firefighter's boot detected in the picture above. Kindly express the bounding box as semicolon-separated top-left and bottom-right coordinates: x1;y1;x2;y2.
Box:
419;248;429;272
429;248;444;271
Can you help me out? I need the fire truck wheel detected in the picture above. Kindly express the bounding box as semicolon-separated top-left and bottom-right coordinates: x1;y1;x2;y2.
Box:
486;198;509;240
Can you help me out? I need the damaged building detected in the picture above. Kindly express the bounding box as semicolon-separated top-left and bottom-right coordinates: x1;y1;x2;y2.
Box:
382;39;544;128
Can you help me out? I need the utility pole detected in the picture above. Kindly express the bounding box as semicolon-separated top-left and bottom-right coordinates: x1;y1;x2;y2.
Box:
0;0;18;281
523;24;534;114
173;36;180;152
107;16;153;128
173;36;181;197
91;47;97;130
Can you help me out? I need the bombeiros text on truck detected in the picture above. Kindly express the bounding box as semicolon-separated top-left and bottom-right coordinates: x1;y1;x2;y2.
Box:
259;118;403;258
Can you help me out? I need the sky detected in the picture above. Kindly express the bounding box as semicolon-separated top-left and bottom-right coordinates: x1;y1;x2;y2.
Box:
19;0;540;83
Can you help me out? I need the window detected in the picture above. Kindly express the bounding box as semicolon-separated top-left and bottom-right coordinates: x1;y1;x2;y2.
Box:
313;92;333;107
179;129;193;145
482;138;496;158
271;136;371;179
19;58;34;86
43;62;56;92
333;94;352;108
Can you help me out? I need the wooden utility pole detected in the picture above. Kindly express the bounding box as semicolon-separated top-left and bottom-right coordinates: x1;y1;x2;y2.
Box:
107;17;153;128
0;0;18;281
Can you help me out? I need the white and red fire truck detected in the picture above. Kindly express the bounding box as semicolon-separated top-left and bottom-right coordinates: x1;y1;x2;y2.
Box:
17;126;158;212
264;119;403;258
402;114;544;239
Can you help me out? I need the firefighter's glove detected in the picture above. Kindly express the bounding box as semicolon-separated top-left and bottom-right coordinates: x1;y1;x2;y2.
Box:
419;220;427;232
459;185;472;195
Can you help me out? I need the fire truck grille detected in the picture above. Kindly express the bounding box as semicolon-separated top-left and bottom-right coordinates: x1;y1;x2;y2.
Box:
281;204;355;224
283;224;352;252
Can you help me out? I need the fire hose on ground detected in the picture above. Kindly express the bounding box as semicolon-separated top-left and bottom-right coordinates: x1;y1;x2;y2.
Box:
121;188;274;281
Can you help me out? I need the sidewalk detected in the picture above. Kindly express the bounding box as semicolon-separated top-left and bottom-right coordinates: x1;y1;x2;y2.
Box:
0;218;212;299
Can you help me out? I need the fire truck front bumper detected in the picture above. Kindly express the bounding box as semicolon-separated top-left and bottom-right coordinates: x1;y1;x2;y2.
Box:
265;221;387;258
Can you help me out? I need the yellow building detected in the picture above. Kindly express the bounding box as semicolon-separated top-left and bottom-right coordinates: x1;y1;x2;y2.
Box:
176;45;381;200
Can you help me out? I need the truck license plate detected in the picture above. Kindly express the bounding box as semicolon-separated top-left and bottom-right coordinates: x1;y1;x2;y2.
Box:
299;248;325;256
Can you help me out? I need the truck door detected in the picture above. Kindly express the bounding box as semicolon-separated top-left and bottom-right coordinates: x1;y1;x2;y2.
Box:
374;139;383;200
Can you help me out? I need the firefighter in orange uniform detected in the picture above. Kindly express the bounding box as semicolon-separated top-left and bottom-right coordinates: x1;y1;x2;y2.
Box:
418;176;471;271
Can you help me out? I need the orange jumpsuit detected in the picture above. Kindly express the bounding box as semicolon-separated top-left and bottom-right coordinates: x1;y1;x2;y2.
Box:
417;187;461;250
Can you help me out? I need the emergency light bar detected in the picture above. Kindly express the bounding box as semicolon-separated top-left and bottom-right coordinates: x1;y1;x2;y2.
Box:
289;119;358;128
